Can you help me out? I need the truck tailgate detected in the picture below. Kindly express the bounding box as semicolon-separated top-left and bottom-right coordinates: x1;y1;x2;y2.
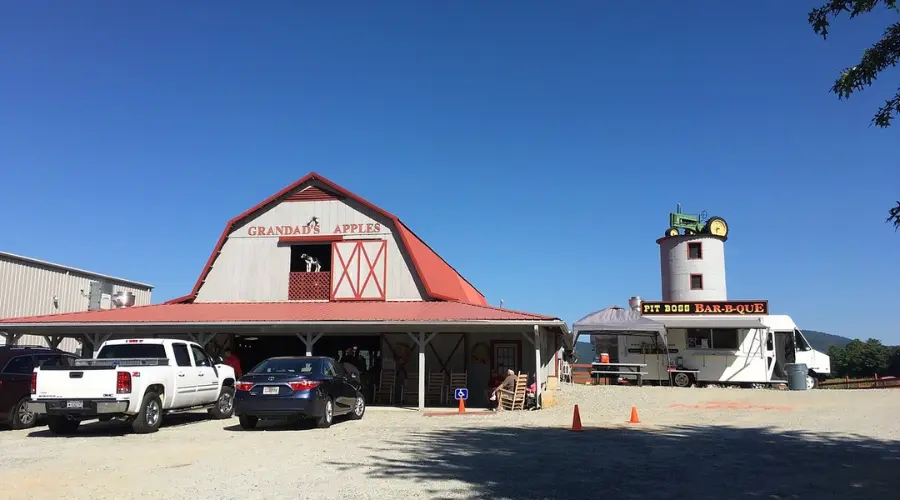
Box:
34;367;120;399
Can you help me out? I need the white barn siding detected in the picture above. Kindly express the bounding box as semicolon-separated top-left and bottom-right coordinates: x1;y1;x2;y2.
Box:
0;255;152;353
195;197;426;302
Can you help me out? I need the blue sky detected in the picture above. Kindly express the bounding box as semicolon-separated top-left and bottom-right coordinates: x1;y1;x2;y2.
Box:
1;1;897;342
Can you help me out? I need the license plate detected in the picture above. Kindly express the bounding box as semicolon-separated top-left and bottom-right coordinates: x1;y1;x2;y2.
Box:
262;386;279;395
66;401;83;409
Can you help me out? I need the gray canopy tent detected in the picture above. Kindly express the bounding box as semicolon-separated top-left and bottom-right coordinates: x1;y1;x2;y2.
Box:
572;306;671;384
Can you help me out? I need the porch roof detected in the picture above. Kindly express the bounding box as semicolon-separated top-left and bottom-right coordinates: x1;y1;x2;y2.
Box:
0;300;568;335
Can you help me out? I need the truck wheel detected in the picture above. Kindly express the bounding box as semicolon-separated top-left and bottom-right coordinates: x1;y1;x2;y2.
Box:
131;391;163;434
238;415;258;430
209;387;235;419
47;415;80;435
316;398;334;428
672;372;693;388
10;397;37;430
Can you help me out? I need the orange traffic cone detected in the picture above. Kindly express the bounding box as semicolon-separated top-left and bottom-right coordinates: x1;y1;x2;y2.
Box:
458;398;466;413
629;406;641;424
568;405;584;432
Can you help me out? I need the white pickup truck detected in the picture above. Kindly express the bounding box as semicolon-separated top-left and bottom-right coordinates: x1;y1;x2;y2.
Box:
27;338;236;434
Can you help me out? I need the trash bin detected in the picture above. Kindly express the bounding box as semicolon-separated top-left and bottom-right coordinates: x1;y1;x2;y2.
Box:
785;363;809;391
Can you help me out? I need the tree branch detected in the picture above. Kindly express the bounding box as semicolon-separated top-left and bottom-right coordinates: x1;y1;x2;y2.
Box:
810;1;900;127
810;0;898;39
887;201;900;229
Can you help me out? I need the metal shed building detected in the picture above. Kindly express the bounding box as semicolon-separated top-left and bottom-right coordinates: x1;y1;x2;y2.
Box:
0;251;153;352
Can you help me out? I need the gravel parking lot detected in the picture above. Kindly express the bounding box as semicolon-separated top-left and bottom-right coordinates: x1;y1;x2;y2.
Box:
2;386;898;500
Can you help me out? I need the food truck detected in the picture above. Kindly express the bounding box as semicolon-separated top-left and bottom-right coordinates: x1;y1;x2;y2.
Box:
600;300;831;389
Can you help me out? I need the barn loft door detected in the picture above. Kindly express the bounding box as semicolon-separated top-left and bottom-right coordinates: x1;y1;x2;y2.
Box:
331;240;387;301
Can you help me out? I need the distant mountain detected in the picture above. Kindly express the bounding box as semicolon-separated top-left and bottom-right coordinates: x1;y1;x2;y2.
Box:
573;330;853;361
803;330;853;352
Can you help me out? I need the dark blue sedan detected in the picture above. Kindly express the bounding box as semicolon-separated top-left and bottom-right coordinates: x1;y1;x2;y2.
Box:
233;356;365;429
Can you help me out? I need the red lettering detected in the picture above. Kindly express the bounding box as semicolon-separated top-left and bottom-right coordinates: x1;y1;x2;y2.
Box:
374;223;381;233
275;226;285;235
256;226;265;236
314;225;320;234
350;224;359;233
342;224;351;233
712;305;722;313
248;226;258;236
266;227;275;236
366;223;374;233
334;224;342;234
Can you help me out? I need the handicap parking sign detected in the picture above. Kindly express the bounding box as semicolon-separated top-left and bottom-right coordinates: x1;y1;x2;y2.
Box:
454;388;468;400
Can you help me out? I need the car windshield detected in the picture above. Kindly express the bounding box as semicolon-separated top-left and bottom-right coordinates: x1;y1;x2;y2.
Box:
250;358;320;374
96;344;167;359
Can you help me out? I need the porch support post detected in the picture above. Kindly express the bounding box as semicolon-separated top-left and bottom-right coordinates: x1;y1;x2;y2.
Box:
1;331;22;346
418;332;426;412
297;333;324;356
534;324;542;405
194;333;217;348
42;335;64;349
407;332;437;411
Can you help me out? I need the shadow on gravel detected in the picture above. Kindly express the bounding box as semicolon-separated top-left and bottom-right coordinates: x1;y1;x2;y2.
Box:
26;412;213;438
338;425;900;500
222;415;355;432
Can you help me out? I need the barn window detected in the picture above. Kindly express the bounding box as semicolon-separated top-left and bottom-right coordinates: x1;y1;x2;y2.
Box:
290;245;331;273
288;244;332;300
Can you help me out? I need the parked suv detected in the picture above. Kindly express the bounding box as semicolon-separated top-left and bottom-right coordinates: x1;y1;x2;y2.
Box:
1;346;78;429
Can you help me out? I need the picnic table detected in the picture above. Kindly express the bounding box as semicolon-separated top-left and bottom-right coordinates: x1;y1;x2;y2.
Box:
590;362;648;386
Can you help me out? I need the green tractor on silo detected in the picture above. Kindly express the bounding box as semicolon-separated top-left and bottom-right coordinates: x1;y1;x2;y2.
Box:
664;204;728;238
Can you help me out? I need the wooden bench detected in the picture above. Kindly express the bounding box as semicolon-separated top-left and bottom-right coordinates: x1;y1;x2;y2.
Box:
590;370;649;386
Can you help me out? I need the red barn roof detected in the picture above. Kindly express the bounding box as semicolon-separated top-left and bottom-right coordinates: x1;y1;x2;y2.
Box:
167;172;487;306
0;301;555;325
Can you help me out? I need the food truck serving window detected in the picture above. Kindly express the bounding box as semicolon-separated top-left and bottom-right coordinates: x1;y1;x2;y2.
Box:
686;328;742;350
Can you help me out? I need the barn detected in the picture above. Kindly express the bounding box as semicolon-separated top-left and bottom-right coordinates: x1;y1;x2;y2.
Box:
0;173;570;410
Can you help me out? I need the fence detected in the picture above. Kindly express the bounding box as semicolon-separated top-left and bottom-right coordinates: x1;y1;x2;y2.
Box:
818;375;900;390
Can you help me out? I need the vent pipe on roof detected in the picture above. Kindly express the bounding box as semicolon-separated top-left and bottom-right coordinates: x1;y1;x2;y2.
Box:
629;296;642;312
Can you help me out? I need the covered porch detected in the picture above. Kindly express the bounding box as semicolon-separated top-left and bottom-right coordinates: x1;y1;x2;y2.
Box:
0;301;570;411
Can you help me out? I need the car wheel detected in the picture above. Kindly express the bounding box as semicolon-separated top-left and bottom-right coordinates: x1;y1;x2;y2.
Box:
131;391;163;434
349;393;366;420
10;397;37;430
209;387;235;419
806;374;817;390
47;415;80;435
238;415;258;430
317;398;334;428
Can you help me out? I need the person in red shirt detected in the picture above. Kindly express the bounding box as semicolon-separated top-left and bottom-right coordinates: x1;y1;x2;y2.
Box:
222;348;243;378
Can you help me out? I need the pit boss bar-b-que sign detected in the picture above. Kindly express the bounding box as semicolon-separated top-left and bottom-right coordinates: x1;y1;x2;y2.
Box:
641;300;769;315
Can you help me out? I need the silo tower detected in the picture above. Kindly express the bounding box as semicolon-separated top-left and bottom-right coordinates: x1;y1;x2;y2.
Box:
658;205;730;302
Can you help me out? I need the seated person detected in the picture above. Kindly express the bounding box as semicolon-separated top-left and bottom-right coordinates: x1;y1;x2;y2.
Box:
489;369;518;410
